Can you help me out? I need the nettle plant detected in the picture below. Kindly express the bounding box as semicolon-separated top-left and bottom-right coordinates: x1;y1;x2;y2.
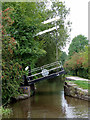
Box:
1;8;23;104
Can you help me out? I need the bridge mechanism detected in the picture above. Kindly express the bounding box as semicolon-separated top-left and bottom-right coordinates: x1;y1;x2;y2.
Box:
23;61;65;85
23;16;65;86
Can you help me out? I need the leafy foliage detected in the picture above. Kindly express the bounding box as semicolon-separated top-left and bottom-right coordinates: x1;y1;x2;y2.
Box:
2;2;47;68
60;51;67;65
0;106;12;118
2;8;23;104
64;45;89;78
64;35;89;78
68;35;88;57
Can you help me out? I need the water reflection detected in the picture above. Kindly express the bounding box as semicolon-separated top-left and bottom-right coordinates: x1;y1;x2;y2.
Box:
9;78;88;118
63;95;88;118
61;92;75;118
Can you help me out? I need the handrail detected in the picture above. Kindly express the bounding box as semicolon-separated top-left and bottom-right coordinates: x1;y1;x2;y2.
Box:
28;66;62;78
31;61;61;72
28;70;65;84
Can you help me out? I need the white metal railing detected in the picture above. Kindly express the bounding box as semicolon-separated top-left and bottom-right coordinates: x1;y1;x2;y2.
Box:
28;66;61;78
31;61;62;73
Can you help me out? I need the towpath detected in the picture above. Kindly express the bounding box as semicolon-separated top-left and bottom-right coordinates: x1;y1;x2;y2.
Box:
66;76;89;81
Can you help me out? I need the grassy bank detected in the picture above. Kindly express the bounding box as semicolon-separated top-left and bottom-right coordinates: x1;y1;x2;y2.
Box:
66;80;88;89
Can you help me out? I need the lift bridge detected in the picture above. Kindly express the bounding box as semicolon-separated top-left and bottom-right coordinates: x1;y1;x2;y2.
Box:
23;16;65;86
23;61;65;86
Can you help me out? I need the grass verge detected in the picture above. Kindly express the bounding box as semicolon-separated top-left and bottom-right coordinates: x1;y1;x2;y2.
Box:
66;80;89;89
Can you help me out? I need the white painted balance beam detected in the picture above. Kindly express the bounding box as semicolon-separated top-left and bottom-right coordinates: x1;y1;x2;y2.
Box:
36;26;59;36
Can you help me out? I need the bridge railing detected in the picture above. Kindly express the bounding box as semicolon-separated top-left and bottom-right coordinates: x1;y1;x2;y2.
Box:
31;61;62;73
23;61;65;85
28;66;61;78
26;61;63;82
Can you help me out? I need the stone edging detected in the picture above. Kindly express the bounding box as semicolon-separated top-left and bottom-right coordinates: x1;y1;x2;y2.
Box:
64;82;90;101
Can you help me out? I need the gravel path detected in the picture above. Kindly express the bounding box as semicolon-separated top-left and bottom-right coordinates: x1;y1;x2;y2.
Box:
66;76;89;81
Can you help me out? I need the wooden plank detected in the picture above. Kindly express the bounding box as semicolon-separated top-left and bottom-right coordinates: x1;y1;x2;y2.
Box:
28;70;65;85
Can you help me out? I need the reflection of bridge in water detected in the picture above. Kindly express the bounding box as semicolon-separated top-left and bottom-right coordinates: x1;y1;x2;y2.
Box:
23;61;65;86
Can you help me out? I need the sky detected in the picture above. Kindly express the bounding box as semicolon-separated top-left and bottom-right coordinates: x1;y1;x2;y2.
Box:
60;0;89;54
63;0;89;39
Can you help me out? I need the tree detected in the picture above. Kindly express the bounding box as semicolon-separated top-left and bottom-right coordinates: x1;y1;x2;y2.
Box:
68;35;88;57
80;46;88;69
36;1;71;66
64;45;89;78
60;51;67;65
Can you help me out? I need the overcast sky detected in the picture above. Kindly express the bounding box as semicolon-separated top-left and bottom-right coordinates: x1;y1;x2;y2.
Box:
61;0;89;53
63;0;88;39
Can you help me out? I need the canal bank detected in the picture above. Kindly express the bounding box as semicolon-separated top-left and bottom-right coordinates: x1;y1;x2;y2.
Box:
64;76;90;101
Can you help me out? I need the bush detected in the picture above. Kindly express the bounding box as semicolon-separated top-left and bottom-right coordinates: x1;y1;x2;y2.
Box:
2;8;23;105
64;46;89;79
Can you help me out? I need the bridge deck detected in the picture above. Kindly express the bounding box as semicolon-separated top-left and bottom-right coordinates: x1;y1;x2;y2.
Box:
28;70;65;85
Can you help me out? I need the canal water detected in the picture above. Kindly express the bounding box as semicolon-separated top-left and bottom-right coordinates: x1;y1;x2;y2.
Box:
9;77;88;118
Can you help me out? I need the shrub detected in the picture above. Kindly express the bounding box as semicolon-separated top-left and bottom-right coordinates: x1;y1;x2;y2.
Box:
64;47;89;79
1;8;23;105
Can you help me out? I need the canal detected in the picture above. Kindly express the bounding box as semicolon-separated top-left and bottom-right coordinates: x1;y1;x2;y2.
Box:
9;77;88;118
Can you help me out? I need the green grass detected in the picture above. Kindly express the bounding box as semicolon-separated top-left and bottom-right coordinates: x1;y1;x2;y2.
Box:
66;80;89;89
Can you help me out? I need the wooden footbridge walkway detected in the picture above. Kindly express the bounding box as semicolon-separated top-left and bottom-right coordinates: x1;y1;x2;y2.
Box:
23;61;65;86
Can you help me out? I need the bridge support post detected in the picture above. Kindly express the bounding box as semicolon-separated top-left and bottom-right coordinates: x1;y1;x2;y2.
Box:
23;75;28;86
28;66;35;95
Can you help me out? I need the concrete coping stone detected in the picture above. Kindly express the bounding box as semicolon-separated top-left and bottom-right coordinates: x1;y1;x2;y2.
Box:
15;94;29;100
66;82;88;93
